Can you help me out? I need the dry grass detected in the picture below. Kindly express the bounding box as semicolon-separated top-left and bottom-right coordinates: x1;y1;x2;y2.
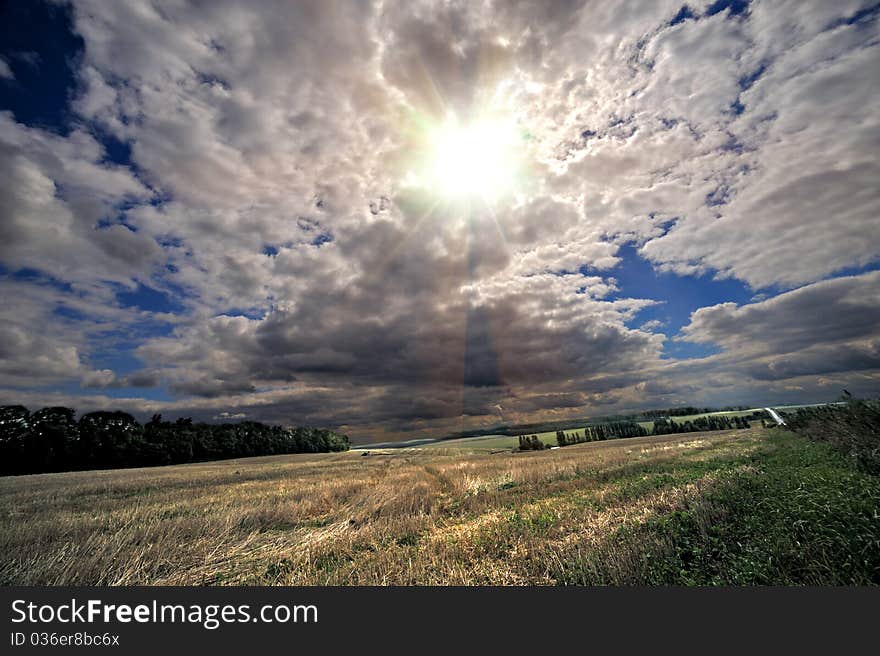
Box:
0;430;770;585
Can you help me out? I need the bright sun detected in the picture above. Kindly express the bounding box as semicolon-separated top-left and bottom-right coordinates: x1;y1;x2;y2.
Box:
421;115;523;202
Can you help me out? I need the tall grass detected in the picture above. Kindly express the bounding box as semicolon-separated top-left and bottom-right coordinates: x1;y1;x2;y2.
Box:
784;399;880;474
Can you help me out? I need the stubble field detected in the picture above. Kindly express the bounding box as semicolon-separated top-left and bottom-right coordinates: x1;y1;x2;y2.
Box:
1;427;877;585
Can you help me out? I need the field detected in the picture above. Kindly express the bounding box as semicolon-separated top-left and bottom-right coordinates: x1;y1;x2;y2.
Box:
659;409;760;422
424;409;762;450
1;427;878;585
417;433;555;451
356;409;766;452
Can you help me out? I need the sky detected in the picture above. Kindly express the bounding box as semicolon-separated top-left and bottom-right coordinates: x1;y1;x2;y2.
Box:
0;0;878;442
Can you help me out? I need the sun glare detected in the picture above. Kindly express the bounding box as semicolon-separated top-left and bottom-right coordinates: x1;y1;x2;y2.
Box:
421;116;523;202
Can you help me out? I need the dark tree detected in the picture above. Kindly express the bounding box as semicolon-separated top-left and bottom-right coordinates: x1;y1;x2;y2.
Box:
0;405;350;475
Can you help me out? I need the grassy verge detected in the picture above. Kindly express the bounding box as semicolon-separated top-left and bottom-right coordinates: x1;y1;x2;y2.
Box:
556;430;880;585
783;399;880;475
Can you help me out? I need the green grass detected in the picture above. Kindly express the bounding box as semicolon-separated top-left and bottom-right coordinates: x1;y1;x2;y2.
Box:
554;429;880;585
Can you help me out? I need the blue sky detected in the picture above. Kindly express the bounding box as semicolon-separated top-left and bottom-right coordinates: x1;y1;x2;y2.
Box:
1;1;878;440
602;244;753;359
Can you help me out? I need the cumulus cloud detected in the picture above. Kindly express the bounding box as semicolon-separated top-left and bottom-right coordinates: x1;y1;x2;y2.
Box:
678;271;880;390
0;281;85;387
81;368;116;388
0;113;155;284
0;0;878;439
682;271;880;353
638;3;880;287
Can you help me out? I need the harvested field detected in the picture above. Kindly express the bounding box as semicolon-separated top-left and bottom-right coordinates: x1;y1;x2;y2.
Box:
1;428;877;585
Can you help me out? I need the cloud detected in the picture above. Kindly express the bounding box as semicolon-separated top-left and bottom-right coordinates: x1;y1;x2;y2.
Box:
0;276;177;391
0;113;155;284
0;281;85;387
638;4;880;288
81;368;116;388
682;271;880;353
0;1;878;439
680;271;880;384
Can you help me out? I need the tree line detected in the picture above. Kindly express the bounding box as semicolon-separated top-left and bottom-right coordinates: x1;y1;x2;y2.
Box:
651;414;751;435
518;434;547;450
556;421;649;446
518;420;650;450
637;405;754;420
0;405;350;476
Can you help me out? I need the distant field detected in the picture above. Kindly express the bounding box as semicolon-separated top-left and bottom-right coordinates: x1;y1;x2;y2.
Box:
2;426;876;585
662;409;762;423
420;429;591;451
415;409;764;451
418;433;526;451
